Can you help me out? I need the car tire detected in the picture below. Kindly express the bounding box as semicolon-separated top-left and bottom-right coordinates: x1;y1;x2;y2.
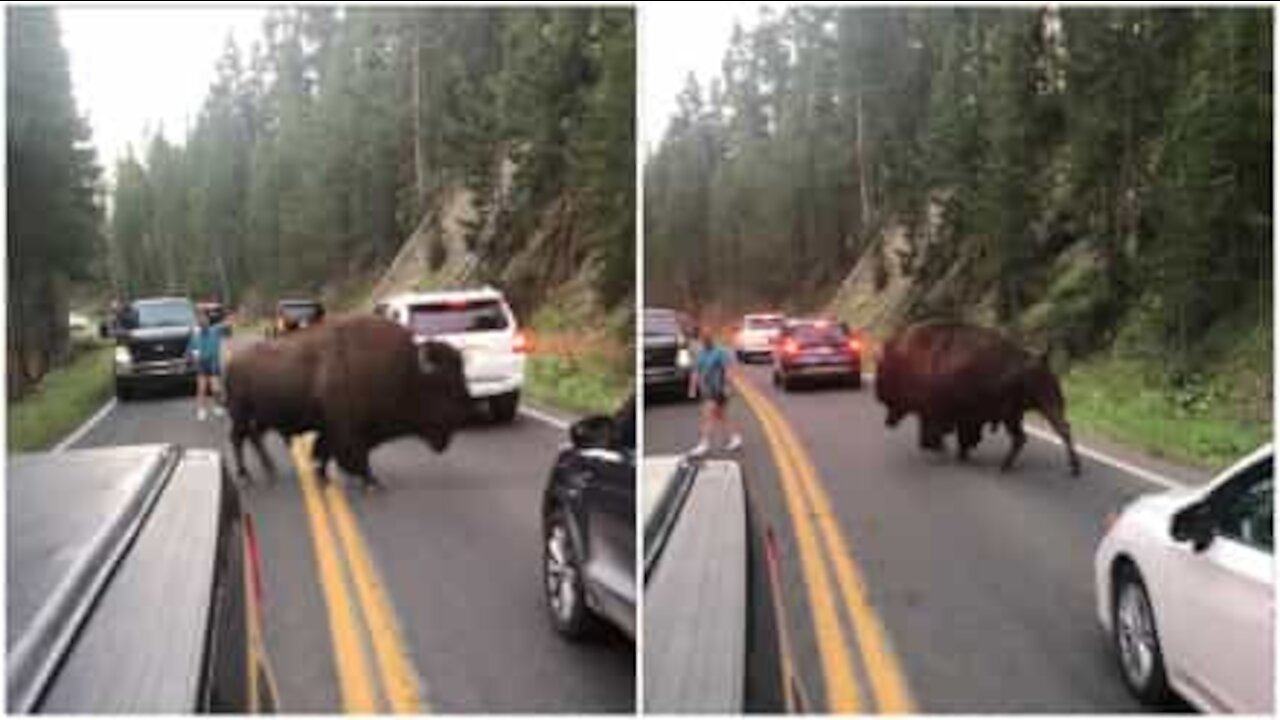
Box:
115;379;133;401
849;372;863;390
1112;564;1172;707
491;391;520;423
543;509;593;640
781;373;795;392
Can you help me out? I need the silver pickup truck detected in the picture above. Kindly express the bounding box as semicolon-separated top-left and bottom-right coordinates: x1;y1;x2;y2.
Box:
7;444;278;713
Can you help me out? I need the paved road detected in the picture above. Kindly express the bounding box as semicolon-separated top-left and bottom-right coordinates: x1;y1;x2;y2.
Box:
68;339;634;713
646;363;1202;713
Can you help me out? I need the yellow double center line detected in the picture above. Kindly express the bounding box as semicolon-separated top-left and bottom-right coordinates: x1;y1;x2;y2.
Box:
734;373;915;714
291;435;428;713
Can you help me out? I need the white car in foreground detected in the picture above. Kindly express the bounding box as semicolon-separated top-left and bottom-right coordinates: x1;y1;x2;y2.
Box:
734;313;785;362
376;286;529;422
1094;444;1273;713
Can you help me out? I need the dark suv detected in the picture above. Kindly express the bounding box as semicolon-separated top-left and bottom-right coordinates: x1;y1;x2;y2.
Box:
7;444;278;712
643;308;694;400
541;397;636;641
110;297;199;400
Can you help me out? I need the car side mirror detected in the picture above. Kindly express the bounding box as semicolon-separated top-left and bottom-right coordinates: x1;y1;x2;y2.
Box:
1171;501;1215;552
570;415;616;450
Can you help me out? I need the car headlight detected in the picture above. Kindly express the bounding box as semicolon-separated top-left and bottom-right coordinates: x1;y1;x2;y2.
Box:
676;348;692;368
114;346;132;367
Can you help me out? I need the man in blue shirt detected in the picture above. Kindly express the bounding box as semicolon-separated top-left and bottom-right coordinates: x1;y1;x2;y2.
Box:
188;307;231;421
687;328;743;457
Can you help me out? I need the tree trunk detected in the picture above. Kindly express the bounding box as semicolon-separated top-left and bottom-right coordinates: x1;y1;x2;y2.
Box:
412;21;428;207
855;89;873;236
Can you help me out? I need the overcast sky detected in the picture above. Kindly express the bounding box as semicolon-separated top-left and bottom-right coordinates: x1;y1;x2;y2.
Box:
59;4;767;172
643;3;774;154
59;6;266;174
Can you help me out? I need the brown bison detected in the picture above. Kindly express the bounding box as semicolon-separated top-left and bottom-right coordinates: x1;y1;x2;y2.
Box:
875;320;1081;476
224;314;470;489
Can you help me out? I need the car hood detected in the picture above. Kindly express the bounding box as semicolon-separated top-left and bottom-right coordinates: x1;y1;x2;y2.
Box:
643;335;682;349
122;326;192;343
1123;486;1203;527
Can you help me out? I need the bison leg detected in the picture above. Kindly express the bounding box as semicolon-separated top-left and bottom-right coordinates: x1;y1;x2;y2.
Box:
230;422;252;484
1000;416;1027;473
957;421;982;461
335;446;384;493
313;433;333;485
918;415;946;452
1044;414;1082;477
249;430;277;481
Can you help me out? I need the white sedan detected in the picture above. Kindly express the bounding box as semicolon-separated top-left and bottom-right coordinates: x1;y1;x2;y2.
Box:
1094;444;1273;713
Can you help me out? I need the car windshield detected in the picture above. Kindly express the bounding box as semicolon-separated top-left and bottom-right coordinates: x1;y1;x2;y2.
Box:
280;303;320;321
791;323;847;344
408;299;509;335
745;316;783;330
130;301;196;328
644;312;681;336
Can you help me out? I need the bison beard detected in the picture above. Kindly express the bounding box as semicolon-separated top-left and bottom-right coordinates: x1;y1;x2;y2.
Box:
225;315;470;490
875;321;1081;476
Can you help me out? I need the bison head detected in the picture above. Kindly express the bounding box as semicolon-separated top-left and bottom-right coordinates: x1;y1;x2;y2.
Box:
415;340;470;452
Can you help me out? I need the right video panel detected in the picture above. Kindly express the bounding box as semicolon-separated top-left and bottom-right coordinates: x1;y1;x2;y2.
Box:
641;5;1274;714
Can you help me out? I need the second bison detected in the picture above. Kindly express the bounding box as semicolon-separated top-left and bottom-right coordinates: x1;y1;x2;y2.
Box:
876;320;1081;476
224;314;471;489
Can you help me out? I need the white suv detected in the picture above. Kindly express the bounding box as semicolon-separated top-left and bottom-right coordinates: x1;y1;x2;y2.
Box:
734;313;785;362
376;287;529;422
1094;444;1273;713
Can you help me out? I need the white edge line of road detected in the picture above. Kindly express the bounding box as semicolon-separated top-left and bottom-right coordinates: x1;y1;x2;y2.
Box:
52;398;118;453
858;372;1189;491
519;404;571;431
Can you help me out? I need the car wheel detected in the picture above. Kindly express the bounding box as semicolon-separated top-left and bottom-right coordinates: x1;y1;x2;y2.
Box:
1112;564;1172;706
115;379;133;401
849;372;863;390
491;391;519;423
781;373;795;392
544;509;592;640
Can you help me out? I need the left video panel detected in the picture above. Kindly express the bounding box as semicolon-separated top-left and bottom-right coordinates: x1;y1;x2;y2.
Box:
6;5;636;713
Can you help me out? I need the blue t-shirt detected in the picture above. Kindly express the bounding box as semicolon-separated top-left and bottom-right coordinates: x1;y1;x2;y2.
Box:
188;324;227;372
695;343;732;397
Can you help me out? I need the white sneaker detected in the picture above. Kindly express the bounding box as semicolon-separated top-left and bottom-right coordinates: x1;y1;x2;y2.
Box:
687;441;709;458
725;434;743;452
197;407;209;422
212;405;226;418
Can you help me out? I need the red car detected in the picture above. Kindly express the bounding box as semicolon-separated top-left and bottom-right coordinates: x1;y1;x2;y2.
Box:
771;318;863;391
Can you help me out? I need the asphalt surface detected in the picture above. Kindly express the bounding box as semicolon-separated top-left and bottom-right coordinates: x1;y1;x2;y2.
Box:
67;337;634;713
645;363;1201;713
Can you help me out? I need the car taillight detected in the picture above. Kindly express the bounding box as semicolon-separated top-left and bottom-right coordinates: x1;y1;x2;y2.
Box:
244;512;265;608
848;337;862;353
513;331;532;353
782;338;800;356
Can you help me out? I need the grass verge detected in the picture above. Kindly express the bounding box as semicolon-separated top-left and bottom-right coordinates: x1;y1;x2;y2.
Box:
523;300;632;416
8;344;114;453
1063;356;1270;471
